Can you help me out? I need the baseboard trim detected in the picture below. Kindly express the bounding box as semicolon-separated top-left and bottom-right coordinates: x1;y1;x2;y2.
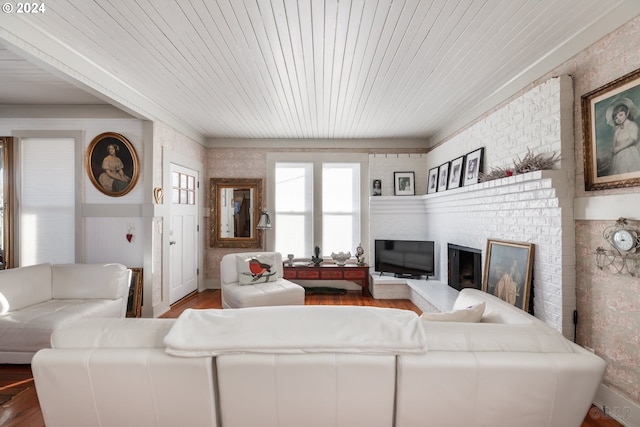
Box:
593;383;639;427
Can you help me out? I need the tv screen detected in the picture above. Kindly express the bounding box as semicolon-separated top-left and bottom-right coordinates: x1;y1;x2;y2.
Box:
374;240;435;279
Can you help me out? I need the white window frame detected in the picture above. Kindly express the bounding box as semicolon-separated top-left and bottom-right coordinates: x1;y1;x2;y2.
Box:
266;152;369;259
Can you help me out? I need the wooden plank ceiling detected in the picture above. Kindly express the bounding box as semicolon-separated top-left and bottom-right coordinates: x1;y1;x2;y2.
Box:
0;0;635;143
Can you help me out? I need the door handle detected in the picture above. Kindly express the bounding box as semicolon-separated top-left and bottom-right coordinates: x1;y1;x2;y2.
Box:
169;240;176;245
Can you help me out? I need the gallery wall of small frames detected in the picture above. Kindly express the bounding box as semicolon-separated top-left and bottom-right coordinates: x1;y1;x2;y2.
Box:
427;147;484;194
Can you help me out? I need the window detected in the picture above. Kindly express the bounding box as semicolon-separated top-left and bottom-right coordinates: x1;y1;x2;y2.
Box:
322;163;360;254
270;154;367;259
19;138;75;266
172;170;196;205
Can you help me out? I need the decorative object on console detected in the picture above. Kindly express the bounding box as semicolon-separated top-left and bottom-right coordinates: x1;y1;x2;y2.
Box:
311;246;323;266
582;66;640;191
462;147;484;186
236;254;277;284
427;167;438;194
482;239;534;312
437;162;449;192
86;132;139;197
592;217;640;276
394;171;415;195
447;156;465;189
330;251;351;266
287;254;294;266
480;148;561;182
355;243;365;266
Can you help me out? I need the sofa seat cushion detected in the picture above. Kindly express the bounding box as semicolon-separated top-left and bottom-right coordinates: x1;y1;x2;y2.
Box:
0;299;123;352
164;305;426;357
421;321;576;353
222;278;304;308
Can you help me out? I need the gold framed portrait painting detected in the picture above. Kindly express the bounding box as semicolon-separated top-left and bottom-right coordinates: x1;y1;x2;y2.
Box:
86;132;139;196
482;239;535;312
582;67;640;191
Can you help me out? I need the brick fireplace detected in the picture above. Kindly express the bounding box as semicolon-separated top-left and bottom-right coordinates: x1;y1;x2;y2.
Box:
370;170;575;337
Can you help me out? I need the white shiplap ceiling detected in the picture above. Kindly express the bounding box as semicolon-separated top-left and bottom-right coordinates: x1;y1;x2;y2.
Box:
1;0;639;146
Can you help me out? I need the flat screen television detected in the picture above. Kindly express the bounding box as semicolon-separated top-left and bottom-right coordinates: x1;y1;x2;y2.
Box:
374;239;435;279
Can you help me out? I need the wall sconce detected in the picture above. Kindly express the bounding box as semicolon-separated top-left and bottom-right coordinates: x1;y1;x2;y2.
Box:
592;217;640;276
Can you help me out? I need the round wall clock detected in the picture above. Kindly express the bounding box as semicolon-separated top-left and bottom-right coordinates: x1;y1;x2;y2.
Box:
612;229;636;252
604;218;639;253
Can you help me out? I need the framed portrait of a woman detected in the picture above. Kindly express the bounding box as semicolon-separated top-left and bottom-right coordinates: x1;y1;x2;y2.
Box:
482;239;534;312
86;132;139;196
582;67;640;190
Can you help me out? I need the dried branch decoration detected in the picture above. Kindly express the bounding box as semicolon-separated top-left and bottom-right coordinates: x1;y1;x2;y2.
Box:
480;149;561;182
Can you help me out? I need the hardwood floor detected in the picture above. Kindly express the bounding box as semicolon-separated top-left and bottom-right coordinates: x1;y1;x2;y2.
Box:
0;289;621;427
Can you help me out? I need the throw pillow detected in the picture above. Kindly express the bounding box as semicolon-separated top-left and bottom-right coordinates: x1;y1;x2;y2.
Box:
421;301;485;323
236;254;277;285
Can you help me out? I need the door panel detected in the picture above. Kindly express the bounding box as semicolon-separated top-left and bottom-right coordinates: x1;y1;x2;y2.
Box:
169;164;198;304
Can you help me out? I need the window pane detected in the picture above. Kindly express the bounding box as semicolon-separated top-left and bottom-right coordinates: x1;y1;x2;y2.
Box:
276;163;312;212
322;163;360;255
275;214;309;257
323;165;356;212
275;163;312;257
322;214;353;254
20;138;75;265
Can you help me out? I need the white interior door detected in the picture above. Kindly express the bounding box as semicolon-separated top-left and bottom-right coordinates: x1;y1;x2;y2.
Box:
169;163;198;304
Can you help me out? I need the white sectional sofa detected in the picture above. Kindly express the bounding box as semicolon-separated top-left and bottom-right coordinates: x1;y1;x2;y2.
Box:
31;289;605;427
0;263;131;363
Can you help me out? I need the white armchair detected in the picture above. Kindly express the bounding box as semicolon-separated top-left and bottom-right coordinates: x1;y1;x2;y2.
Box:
220;252;305;308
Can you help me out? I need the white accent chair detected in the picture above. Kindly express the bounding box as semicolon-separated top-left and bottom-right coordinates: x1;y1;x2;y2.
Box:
220;252;305;308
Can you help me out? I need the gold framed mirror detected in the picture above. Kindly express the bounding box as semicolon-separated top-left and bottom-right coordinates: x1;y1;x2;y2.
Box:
210;178;263;248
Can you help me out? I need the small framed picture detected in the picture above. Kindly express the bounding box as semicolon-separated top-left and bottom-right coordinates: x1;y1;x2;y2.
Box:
394;171;415;195
372;179;382;196
448;156;465;189
463;147;484;186
427;167;439;194
437;162;450;192
482;239;535;312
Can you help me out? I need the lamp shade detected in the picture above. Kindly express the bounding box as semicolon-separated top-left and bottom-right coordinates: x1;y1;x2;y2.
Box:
256;211;272;230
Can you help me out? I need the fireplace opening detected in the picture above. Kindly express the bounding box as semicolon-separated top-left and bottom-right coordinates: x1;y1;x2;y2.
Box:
448;244;482;291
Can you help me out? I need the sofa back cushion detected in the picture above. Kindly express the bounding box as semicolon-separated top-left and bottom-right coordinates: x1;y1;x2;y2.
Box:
51;318;176;349
0;263;52;313
52;263;129;300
